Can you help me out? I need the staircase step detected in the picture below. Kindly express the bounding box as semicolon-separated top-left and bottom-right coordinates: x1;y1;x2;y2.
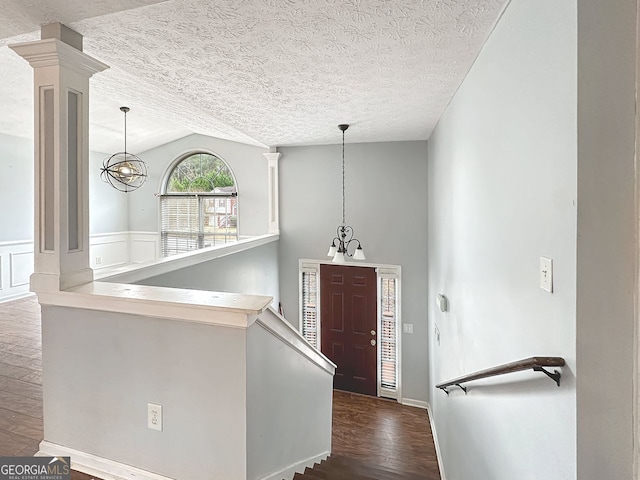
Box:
294;454;430;480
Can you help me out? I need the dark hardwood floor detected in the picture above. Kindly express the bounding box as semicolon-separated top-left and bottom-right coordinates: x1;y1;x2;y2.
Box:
1;296;440;480
0;296;43;457
325;390;441;479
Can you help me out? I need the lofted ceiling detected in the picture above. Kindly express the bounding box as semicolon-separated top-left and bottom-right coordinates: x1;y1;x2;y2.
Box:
0;0;508;152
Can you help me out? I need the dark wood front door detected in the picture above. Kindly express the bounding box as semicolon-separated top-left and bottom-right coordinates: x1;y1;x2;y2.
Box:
320;264;377;396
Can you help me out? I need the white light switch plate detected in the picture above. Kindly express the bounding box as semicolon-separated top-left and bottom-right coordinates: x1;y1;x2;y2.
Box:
540;257;553;293
403;323;414;334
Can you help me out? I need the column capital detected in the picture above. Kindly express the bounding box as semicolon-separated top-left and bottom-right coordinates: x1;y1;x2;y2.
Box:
263;151;282;162
10;38;109;77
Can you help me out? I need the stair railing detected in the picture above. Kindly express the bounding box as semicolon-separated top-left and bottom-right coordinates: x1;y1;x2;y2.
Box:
435;356;565;395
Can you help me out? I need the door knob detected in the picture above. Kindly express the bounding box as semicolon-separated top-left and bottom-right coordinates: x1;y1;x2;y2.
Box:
370;339;376;346
370;330;376;336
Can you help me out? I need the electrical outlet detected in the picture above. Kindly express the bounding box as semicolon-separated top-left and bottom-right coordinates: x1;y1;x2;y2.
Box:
95;256;102;265
403;323;414;334
148;403;162;431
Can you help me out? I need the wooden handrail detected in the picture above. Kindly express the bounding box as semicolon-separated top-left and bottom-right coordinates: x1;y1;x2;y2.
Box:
436;356;565;394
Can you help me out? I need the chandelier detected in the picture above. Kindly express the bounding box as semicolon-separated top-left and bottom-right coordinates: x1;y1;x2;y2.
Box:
326;124;366;263
100;106;148;192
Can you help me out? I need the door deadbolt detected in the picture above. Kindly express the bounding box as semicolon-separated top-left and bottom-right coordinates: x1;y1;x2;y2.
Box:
370;330;376;336
370;339;376;346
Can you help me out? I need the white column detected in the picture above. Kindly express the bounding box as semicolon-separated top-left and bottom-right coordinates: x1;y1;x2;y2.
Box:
263;149;281;234
10;24;109;292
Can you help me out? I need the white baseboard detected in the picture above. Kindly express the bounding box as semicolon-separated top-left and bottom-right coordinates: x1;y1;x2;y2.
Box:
259;450;329;480
37;441;174;480
401;398;429;409
0;290;33;304
426;404;446;480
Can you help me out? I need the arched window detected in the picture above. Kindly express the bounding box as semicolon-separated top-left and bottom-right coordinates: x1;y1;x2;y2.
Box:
160;152;238;257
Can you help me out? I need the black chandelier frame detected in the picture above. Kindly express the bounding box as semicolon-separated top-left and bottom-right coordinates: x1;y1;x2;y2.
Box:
100;106;148;193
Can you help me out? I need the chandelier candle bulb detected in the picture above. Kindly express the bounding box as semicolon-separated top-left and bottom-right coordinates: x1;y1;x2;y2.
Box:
353;245;366;260
326;124;366;263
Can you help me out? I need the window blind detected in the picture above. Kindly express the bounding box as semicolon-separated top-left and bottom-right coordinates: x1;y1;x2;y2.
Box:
380;277;397;391
160;195;237;257
301;270;318;349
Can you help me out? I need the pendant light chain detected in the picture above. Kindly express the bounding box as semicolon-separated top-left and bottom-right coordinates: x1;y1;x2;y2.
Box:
342;127;346;226
123;108;127;155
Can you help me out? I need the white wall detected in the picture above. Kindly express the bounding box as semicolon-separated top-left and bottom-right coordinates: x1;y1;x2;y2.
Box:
42;305;248;480
576;0;637;477
136;240;280;307
127;133;269;236
278;141;429;403
427;1;577;479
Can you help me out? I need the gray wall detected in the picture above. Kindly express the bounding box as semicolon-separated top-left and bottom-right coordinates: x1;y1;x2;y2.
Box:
89;149;129;234
0;133;33;241
127;133;269;236
278;141;429;403
427;0;577;478
42;306;248;480
576;0;636;477
136;241;280;308
247;313;333;479
0;131;128;240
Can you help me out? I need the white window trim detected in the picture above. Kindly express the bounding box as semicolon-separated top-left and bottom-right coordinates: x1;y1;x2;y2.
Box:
158;149;240;257
157;148;242;243
300;262;321;351
378;268;401;400
298;258;402;403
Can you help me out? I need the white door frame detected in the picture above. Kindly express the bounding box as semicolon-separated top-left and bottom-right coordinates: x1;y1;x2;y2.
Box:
299;258;403;403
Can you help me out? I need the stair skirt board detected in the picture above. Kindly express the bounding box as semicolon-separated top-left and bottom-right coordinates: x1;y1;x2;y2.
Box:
259;451;330;480
426;404;446;480
38;441;330;480
36;441;176;480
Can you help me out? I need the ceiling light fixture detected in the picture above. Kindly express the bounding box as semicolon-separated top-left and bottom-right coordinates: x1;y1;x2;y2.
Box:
100;106;148;192
327;124;366;263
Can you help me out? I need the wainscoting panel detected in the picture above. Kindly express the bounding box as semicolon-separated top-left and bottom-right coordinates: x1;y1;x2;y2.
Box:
10;251;34;287
130;232;160;263
0;240;33;302
0;232;161;303
89;233;130;271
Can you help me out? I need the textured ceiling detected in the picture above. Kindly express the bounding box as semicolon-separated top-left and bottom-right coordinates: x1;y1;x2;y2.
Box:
0;0;508;151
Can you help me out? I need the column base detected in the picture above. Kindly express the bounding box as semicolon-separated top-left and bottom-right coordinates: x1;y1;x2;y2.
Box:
30;268;94;293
